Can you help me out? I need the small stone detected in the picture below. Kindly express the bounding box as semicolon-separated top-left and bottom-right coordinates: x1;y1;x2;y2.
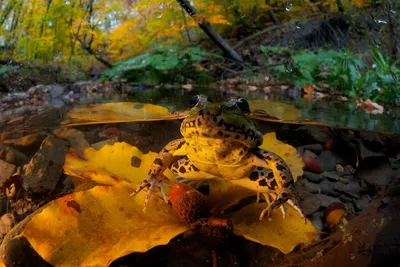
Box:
318;194;343;208
304;150;317;159
299;193;321;216
0;159;16;187
303;171;325;183
321;171;340;181
336;164;344;172
300;180;320;194
355;195;371;211
317;150;346;172
298;144;323;154
308;211;324;231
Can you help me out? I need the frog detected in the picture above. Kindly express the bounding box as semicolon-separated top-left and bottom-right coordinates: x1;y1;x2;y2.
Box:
131;95;305;222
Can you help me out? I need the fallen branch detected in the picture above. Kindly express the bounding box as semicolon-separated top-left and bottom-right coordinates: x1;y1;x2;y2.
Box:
176;0;243;62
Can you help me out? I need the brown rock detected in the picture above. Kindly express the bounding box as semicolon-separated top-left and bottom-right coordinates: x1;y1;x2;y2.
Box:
0;159;16;187
4;133;47;155
22;136;68;193
0;143;29;166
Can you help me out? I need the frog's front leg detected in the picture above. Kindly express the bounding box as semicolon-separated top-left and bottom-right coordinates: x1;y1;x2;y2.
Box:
130;138;186;212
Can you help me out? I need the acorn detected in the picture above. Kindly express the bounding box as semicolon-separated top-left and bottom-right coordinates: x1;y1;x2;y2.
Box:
323;202;348;232
168;183;210;224
168;183;234;246
191;217;234;246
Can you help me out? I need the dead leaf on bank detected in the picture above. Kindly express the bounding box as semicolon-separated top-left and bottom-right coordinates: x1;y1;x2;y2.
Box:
358;99;384;114
63;102;185;126
20;183;189;267
232;203;319;254
63;142;177;186
248;100;301;122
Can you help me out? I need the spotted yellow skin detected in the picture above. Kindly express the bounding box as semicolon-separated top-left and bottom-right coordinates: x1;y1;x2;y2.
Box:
131;97;305;221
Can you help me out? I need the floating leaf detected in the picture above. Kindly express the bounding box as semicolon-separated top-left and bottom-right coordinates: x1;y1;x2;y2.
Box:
64;142;177;186
20;183;189;266
248;100;301;121
64;102;184;125
232;203;319;254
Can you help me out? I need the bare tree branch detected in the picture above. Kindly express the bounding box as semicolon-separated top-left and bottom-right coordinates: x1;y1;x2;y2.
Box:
175;0;243;62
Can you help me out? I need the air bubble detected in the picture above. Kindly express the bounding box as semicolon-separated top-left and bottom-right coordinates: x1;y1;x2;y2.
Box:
155;12;163;18
295;22;301;29
285;0;292;11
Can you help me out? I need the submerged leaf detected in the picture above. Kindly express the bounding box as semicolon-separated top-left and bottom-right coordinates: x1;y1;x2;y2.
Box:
64;142;177;185
232;203;319;254
21;183;189;266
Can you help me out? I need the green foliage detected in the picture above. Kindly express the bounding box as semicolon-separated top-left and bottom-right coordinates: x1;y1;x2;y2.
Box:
100;45;222;84
260;46;400;105
0;64;19;78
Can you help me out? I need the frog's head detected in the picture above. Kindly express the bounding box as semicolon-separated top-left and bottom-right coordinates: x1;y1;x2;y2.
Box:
181;95;263;147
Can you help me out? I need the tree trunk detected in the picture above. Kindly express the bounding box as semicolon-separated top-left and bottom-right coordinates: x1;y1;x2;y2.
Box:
175;0;243;62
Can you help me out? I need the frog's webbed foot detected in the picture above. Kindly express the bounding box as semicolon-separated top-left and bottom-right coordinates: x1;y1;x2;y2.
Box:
130;175;172;212
259;190;306;223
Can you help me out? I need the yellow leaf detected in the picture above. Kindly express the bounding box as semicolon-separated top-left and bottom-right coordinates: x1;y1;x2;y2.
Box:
249;100;301;121
64;142;177;185
208;179;256;213
20;183;189;266
232;203;319;254
259;132;304;181
64;102;182;126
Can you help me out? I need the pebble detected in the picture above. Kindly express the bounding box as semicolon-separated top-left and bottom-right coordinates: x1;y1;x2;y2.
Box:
304;150;317;158
303;171;325;183
318;194;343;208
336;164;344;172
317;150;346;172
308;211;324;231
298;144;323;154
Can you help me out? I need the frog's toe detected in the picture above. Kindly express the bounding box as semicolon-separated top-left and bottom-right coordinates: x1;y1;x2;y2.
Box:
280;205;286;218
130;175;170;212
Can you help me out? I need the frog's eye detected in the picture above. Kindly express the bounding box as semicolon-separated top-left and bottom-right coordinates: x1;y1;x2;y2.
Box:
188;95;200;108
235;98;250;113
